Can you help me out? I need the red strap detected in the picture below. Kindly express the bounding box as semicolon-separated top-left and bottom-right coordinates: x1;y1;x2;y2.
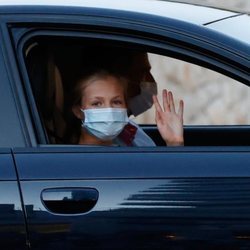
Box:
119;123;138;146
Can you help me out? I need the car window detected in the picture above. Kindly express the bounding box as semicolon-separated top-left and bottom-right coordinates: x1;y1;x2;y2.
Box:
23;37;250;147
134;54;250;126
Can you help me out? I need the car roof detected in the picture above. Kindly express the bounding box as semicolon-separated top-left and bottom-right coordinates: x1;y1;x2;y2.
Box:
0;0;249;44
0;0;238;24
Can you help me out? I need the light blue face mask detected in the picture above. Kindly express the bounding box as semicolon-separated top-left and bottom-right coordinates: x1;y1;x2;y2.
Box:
81;108;129;141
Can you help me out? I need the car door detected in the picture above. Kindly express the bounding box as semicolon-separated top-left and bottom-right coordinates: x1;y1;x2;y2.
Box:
0;35;28;249
0;149;28;250
3;7;250;249
12;147;250;250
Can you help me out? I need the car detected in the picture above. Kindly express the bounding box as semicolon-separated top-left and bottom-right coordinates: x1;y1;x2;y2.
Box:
0;0;249;249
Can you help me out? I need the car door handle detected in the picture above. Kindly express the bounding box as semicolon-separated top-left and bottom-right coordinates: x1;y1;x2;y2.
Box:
41;187;99;214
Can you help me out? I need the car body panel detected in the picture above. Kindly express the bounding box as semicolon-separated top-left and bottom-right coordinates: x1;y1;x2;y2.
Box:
0;1;249;249
6;12;250;85
0;150;27;249
13;148;250;249
0;149;17;180
13;147;250;179
0;0;237;25
1;0;249;48
0;43;28;147
19;179;250;249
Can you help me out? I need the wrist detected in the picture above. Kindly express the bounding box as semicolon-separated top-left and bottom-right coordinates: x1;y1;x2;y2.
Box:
166;138;184;146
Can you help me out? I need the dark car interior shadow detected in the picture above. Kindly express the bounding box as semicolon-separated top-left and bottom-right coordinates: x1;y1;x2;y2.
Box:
143;125;250;146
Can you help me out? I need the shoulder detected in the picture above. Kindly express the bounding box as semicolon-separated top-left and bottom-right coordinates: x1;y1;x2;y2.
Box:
129;120;156;146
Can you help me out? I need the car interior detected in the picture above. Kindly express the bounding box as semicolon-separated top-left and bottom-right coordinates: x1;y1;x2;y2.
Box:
24;37;250;147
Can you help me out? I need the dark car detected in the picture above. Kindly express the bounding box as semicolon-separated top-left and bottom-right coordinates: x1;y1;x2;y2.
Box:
0;0;249;249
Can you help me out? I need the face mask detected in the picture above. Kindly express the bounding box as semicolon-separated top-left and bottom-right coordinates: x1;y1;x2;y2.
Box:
128;81;157;117
81;108;129;141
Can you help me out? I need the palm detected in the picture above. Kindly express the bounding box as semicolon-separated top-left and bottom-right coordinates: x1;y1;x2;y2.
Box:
153;89;184;146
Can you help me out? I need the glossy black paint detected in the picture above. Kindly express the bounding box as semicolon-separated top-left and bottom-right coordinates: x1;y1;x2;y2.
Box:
0;151;27;249
0;2;249;249
0;150;16;180
13;148;250;249
0;46;26;147
3;6;249;84
19;178;250;249
13;147;250;179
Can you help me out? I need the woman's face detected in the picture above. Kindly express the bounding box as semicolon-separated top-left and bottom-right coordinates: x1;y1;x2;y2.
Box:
80;75;127;110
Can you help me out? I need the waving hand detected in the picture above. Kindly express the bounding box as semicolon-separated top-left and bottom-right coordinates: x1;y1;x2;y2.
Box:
153;89;184;146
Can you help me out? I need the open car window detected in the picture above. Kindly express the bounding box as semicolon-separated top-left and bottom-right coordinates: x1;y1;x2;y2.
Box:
23;37;250;147
135;53;250;126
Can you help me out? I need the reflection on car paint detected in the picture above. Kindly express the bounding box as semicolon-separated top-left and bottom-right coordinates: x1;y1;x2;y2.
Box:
20;179;250;249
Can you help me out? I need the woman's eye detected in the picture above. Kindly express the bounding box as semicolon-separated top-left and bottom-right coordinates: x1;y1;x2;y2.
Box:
113;100;123;105
91;102;102;107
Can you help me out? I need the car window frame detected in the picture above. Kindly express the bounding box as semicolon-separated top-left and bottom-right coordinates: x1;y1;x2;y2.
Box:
0;22;37;147
8;14;249;148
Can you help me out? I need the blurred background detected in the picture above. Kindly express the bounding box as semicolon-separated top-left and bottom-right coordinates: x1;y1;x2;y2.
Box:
134;0;250;125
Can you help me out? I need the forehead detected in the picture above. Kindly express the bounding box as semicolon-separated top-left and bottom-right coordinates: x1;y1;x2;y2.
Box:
82;75;126;95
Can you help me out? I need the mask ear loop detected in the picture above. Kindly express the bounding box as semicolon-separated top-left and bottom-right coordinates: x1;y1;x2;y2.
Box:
80;109;85;126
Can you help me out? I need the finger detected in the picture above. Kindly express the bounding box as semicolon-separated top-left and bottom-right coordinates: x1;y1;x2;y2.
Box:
169;91;176;113
153;95;163;113
162;89;170;112
166;89;170;104
178;100;184;122
155;110;160;123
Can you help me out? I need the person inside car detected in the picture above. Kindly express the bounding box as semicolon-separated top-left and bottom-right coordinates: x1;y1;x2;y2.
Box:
71;68;184;146
61;48;159;145
77;49;159;145
80;48;157;116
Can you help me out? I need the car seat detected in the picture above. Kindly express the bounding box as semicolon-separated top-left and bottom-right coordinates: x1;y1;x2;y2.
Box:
25;43;66;143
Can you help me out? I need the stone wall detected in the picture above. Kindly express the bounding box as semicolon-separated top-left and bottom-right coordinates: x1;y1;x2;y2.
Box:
134;1;250;125
135;55;249;125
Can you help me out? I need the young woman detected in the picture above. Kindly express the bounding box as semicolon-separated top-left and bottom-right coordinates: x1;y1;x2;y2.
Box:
71;69;184;146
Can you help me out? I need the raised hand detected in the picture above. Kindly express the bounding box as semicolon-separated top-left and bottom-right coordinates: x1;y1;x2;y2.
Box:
153;89;184;146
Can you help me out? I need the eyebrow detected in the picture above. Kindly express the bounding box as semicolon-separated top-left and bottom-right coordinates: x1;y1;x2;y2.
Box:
112;95;123;99
90;96;104;99
90;95;123;100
